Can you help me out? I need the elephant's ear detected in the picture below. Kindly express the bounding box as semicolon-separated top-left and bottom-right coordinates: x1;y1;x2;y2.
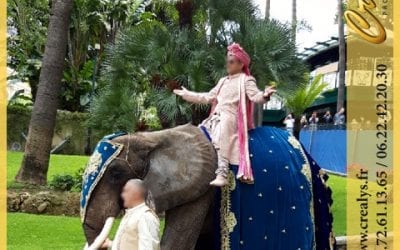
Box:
132;135;160;159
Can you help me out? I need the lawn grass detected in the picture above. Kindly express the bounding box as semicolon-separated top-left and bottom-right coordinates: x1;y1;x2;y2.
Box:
7;213;86;250
6;151;348;243
7;151;88;187
7;213;164;250
327;174;346;236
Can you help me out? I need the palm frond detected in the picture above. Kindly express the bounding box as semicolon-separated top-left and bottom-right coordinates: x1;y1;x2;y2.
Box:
284;74;328;116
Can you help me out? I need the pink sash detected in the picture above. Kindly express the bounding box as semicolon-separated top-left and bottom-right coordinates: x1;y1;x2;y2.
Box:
236;74;254;183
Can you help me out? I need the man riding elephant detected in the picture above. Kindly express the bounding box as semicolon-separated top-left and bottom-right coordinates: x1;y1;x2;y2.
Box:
174;43;276;186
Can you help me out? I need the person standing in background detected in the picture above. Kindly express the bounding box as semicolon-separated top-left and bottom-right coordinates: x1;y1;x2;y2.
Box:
283;113;295;134
323;110;333;124
300;115;308;128
334;107;346;128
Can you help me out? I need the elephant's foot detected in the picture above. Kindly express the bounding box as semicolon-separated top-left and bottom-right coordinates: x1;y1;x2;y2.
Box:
161;188;214;250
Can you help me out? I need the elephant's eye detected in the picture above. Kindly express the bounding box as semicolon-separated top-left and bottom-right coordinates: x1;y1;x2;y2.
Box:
107;162;131;184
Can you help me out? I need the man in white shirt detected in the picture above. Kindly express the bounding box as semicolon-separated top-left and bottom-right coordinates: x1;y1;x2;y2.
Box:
101;179;160;250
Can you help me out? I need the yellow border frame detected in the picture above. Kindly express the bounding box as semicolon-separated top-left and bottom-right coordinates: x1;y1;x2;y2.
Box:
393;0;400;248
0;0;6;248
0;1;397;250
345;0;395;247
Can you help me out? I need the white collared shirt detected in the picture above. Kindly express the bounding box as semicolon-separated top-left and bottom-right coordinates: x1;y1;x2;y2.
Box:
112;203;160;250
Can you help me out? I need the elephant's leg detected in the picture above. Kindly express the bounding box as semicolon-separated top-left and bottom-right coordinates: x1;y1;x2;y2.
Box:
161;188;214;250
195;202;216;250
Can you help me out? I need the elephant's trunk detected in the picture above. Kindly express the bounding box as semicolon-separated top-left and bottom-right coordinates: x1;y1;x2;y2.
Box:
82;174;124;247
84;217;115;250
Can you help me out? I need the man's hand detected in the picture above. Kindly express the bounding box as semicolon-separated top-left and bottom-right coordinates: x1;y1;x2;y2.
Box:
173;86;188;96
101;238;112;249
263;86;276;98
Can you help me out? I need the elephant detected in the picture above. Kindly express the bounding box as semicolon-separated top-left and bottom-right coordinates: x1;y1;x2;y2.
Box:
81;124;334;250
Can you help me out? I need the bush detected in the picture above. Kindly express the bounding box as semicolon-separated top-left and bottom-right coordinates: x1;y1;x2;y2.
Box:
49;174;76;191
48;166;86;192
72;167;85;192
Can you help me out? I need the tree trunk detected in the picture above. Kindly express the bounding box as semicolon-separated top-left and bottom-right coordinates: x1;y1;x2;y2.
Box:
261;0;271;127
265;0;271;20
16;0;73;185
291;0;297;42
337;0;346;112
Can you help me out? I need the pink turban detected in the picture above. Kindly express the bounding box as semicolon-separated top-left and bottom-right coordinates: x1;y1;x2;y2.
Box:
227;43;251;75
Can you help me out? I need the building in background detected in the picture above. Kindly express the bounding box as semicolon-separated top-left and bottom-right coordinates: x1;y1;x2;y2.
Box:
262;36;344;127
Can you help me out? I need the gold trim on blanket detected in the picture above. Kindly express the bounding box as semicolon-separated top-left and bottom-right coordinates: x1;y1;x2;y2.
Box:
220;170;237;250
290;135;317;250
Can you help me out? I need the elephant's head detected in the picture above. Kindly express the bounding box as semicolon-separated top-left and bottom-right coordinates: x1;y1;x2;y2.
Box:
82;134;158;248
82;124;217;249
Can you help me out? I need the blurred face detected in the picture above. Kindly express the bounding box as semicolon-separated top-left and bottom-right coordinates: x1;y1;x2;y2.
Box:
226;54;244;75
121;182;143;208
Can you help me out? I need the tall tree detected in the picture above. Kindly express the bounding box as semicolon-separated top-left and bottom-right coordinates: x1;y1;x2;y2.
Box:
336;0;345;112
265;0;270;20
291;0;297;42
16;0;73;185
253;0;272;127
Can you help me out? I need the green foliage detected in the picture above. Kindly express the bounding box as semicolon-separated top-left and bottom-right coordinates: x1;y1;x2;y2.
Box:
62;0;146;112
7;94;33;108
89;0;308;133
49;174;76;191
47;166;83;192
60;60;95;111
284;74;328;117
7;0;146;111
72;167;85;192
139;106;162;130
7;0;50;99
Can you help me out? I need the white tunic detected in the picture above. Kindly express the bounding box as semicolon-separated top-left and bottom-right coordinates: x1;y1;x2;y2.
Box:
112;203;160;250
181;73;267;164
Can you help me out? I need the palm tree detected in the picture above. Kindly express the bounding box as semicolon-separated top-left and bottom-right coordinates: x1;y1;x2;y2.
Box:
265;0;271;20
337;0;345;112
284;74;328;139
291;0;297;42
252;0;272;127
16;0;73;185
88;0;307;134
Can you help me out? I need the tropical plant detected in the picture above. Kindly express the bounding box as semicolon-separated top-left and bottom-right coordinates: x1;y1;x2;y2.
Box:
49;174;76;191
89;0;307;134
7;0;147;112
7;0;50;100
63;0;147;112
284;73;328;138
